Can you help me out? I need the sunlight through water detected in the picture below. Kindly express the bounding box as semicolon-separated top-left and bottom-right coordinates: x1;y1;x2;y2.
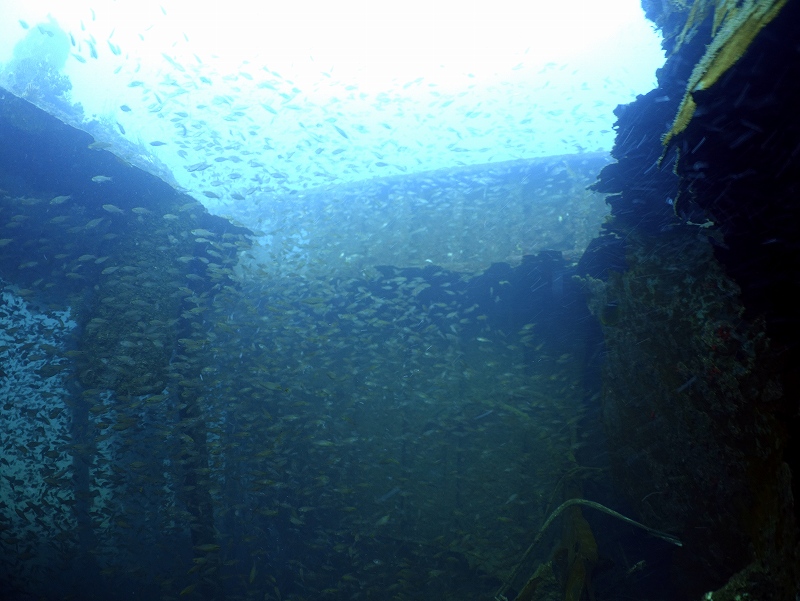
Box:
0;0;663;207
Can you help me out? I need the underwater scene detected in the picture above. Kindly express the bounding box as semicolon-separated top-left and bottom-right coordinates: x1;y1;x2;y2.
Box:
1;1;800;601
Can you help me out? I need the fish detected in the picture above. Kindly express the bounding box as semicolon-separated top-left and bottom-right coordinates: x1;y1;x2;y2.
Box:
149;141;167;146
102;204;124;214
120;105;131;112
377;486;401;502
194;543;220;552
91;175;113;183
161;52;185;72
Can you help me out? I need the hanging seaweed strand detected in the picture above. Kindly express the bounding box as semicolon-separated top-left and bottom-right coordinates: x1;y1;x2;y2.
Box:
494;497;682;601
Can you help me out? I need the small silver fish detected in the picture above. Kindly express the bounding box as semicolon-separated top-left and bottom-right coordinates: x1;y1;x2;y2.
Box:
92;175;113;183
